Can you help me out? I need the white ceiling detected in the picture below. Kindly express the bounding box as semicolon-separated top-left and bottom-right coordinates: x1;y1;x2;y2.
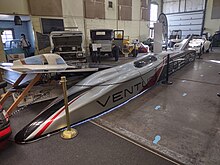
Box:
0;14;30;21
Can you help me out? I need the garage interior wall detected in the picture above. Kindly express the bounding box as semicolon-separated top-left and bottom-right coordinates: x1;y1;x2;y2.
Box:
118;0;132;21
204;0;220;34
63;0;151;50
0;21;32;44
84;0;105;19
0;0;151;56
1;0;220;55
141;0;149;21
0;0;29;15
0;31;6;62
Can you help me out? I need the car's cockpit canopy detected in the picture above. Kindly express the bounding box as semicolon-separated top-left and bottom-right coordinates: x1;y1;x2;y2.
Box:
134;55;157;68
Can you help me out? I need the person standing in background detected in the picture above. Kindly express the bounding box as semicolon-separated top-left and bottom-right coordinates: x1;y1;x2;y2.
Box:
112;43;119;61
20;34;31;57
208;35;213;52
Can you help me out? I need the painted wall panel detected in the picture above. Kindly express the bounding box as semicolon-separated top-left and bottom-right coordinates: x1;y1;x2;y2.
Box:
132;0;141;21
62;0;150;49
62;0;84;17
0;32;6;62
211;0;220;19
204;0;220;34
84;0;105;19
105;0;117;20
0;21;30;40
0;0;29;15
28;0;63;17
139;21;149;41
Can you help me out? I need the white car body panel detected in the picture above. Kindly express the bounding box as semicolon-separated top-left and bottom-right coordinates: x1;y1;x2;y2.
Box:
188;37;211;54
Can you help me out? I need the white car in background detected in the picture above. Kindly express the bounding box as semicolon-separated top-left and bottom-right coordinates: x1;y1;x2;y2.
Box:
188;35;211;54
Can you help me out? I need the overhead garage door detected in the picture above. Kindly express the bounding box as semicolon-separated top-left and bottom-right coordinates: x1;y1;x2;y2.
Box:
166;10;204;38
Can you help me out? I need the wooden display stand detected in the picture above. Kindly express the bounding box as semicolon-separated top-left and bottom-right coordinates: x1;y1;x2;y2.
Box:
0;73;42;117
7;53;25;62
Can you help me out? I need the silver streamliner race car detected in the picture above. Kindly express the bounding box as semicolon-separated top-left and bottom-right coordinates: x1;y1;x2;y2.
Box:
14;50;196;143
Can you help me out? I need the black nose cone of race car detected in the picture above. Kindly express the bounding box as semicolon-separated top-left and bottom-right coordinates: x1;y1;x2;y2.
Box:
14;88;88;144
14;126;32;144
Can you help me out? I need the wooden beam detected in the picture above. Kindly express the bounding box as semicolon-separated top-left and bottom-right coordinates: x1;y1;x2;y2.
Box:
0;74;27;105
6;73;41;117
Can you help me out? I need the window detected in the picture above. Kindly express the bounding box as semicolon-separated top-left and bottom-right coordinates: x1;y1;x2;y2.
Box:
1;29;14;43
108;1;113;8
149;3;159;38
150;3;159;28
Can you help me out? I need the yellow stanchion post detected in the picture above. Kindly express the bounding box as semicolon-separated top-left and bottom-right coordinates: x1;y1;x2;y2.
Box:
60;76;77;139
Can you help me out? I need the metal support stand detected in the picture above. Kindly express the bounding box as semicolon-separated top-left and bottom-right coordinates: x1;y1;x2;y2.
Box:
197;53;203;59
134;43;137;57
60;76;77;139
162;54;173;85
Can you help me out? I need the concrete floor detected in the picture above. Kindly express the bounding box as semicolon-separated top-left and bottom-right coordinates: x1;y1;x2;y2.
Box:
0;49;219;165
0;122;177;165
94;49;220;165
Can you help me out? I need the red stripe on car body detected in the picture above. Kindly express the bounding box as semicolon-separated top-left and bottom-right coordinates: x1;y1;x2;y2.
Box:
34;94;83;138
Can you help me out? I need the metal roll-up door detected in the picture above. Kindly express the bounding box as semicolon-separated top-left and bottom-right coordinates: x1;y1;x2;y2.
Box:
166;10;204;38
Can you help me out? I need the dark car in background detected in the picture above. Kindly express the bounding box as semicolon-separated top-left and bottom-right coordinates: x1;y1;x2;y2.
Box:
142;38;154;52
142;38;167;52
